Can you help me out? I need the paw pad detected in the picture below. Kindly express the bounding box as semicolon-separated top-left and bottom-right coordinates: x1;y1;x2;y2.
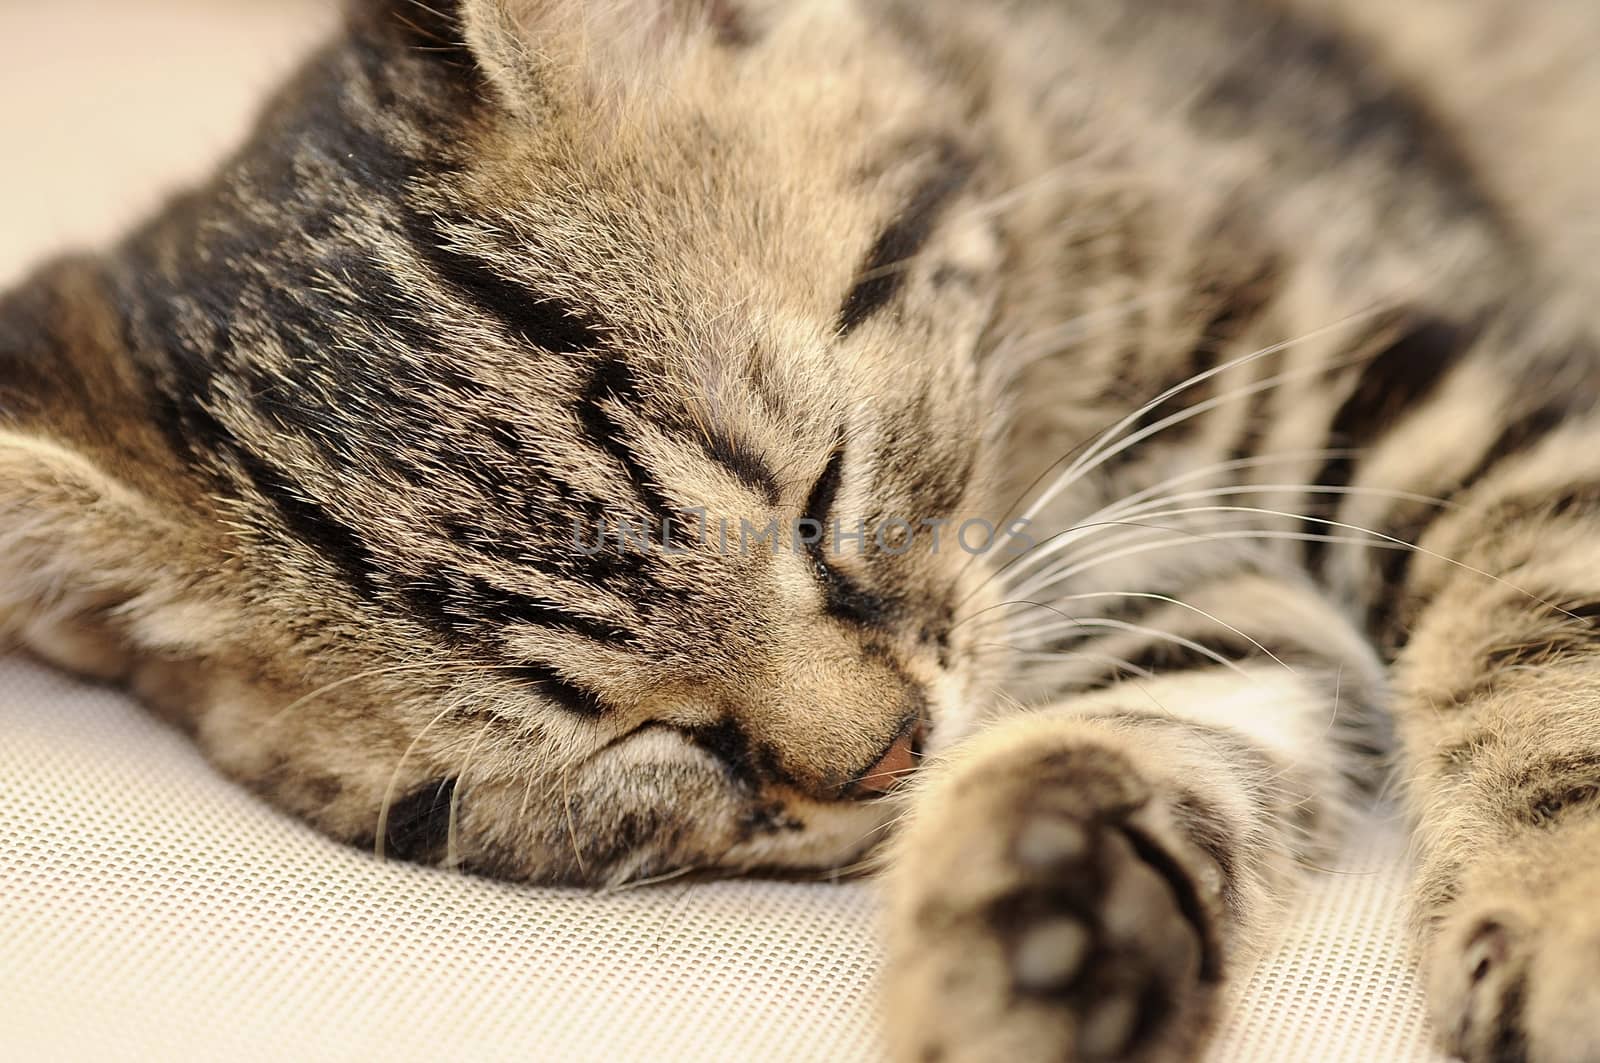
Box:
1012;917;1090;992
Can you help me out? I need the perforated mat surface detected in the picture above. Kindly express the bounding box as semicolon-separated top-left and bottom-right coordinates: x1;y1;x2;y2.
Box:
0;4;1445;1060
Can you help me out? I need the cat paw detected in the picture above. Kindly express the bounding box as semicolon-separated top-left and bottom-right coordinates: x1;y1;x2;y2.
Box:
885;739;1227;1063
1425;823;1600;1063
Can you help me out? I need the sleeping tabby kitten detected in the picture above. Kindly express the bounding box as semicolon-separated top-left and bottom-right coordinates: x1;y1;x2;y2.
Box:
4;0;1599;1059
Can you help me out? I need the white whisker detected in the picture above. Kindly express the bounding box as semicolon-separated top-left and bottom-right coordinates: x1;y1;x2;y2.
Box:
446;720;493;870
1002;590;1296;675
1000;481;1452;592
1008;528;1413;607
374;699;466;862
1004;305;1391;535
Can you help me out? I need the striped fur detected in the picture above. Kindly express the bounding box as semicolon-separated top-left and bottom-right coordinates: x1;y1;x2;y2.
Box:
4;1;1600;1059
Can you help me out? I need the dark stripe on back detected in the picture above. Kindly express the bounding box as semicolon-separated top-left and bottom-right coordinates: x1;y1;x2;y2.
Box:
1305;313;1477;572
1373;399;1569;650
1183;0;1514;238
837;143;975;336
1122;253;1281;462
1118;343;1217;461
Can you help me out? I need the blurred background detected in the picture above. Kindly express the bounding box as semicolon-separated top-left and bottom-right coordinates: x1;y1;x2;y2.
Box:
0;1;337;285
3;1;1593;293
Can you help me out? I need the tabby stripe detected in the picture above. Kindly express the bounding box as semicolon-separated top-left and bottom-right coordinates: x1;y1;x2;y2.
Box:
837;142;975;336
699;429;781;504
803;449;895;626
1372;400;1570;648
1483;605;1600;672
1463;478;1600;543
1509;749;1600;826
476;589;632;644
1122;263;1278;459
1118;347;1217;461
1226;373;1276;464
1069;628;1285;690
1113;256;1286;470
1485;971;1530;1063
231;446;384;602
383;777;458;863
1186;0;1511;235
1458;401;1574;492
1520;779;1600;828
815;545;896;627
1511;750;1600;789
535;466;687;600
403;571;634;645
509;663;612;717
1447;596;1600;703
1305;314;1477;573
127;275;391;604
688;716;786;789
578;358;680;534
405;215;604;354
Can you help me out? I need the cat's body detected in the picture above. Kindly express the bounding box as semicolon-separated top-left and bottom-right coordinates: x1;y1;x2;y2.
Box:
4;1;1599;1059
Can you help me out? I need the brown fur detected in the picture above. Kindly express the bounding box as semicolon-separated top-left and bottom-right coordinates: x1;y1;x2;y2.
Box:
5;1;1600;1059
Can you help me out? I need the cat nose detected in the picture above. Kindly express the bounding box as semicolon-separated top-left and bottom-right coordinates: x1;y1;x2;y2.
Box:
849;720;926;798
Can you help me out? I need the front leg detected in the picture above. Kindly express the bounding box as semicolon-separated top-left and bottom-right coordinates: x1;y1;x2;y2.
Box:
885;657;1367;1063
1386;443;1600;1063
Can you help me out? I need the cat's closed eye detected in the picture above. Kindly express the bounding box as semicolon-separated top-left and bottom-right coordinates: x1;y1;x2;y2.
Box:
11;1;1600;1059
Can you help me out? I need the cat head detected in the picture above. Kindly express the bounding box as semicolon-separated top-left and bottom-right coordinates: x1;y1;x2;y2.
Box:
0;0;1027;885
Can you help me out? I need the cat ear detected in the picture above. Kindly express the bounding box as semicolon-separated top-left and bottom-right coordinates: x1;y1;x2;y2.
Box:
448;0;758;110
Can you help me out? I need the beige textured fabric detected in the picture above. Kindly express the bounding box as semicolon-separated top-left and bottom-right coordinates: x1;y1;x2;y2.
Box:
0;655;1442;1061
0;3;1446;1060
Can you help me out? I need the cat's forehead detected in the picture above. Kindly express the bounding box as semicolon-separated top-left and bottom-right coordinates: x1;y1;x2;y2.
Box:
429;119;984;423
419;6;981;330
453;121;953;318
